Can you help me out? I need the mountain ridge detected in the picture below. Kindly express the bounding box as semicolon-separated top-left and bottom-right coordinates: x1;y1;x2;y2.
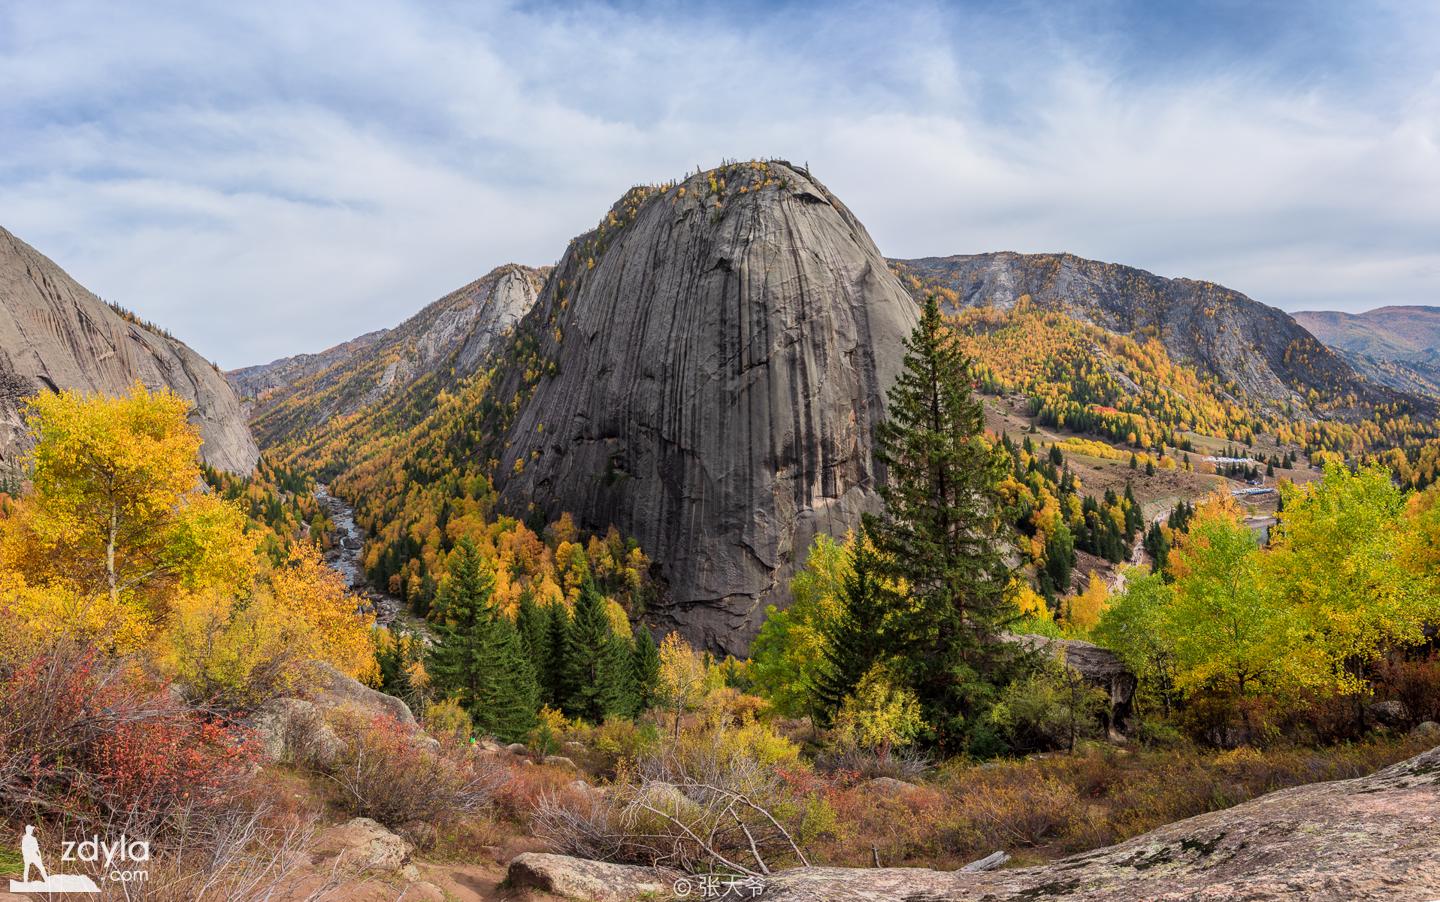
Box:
891;250;1427;422
231;262;548;448
1293;305;1440;396
0;225;259;474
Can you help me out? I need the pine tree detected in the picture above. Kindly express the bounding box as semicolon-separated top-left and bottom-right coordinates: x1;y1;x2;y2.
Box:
426;540;539;742
630;625;662;715
813;535;889;724
864;294;1020;749
474;613;540;742
563;580;631;722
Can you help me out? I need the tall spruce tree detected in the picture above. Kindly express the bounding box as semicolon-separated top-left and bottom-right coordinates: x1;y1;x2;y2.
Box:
812;534;889;724
426;540;540;742
562;580;632;722
864;294;1020;750
630;625;662;716
542;599;572;709
515;589;547;671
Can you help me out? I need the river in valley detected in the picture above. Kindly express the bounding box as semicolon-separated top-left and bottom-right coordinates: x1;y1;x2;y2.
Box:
315;483;407;628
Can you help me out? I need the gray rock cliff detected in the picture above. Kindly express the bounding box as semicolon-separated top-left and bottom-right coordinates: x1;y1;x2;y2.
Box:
486;162;918;655
0;226;258;474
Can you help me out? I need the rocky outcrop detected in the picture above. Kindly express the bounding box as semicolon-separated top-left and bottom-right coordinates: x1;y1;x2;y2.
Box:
248;661;428;765
313;817;414;872
1007;633;1138;729
506;852;681;902
0;226;259;473
724;743;1440;901
233;263;547;446
893;252;1428;422
485;162;918;655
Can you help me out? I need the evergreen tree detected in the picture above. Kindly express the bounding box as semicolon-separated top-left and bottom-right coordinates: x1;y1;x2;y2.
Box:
864;294;1020;750
812;535;889;724
542;600;572;709
1041;523;1076;598
515;589;547;670
630;625;662;716
563;580;631;722
426;540;540;742
1144;521;1171;578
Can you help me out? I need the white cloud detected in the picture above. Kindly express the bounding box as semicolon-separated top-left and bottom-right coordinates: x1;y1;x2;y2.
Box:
1;0;1437;366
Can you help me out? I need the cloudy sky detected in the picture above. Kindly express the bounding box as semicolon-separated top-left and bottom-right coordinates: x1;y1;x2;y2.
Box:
2;1;1438;367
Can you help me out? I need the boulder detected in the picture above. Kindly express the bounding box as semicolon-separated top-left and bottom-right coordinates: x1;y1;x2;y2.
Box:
310;661;418;725
506;852;681;902
314;817;414;873
1005;634;1138;729
506;742;529;756
248;697;341;768
859;777;922;797
248;663;430;764
723;743;1440;900
543;754;578;771
567;779;599;797
1413;721;1440;742
1366;699;1407;729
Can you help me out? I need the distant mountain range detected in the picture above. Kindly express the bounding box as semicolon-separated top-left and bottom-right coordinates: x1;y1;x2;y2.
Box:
1293;306;1440;397
892;252;1420;419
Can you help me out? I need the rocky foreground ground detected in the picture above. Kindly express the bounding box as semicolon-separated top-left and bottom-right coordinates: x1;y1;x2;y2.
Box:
702;741;1440;901
510;737;1440;902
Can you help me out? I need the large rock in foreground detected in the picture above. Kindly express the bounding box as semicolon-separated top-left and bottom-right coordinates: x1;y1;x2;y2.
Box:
731;744;1440;901
506;852;681;902
0;226;259;474
487;161;918;654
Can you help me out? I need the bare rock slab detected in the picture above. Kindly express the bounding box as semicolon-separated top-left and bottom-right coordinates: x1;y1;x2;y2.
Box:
507;852;680;902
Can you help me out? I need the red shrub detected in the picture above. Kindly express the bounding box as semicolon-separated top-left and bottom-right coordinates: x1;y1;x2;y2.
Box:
0;642;254;835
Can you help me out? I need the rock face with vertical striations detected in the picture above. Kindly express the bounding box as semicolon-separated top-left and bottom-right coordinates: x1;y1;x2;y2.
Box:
0;225;259;474
485;162;918;655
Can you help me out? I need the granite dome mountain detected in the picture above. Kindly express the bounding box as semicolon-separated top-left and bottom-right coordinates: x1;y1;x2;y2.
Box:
480;161;919;654
0;225;258;475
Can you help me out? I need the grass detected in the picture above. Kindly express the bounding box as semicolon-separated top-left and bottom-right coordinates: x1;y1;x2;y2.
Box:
0;843;23;878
